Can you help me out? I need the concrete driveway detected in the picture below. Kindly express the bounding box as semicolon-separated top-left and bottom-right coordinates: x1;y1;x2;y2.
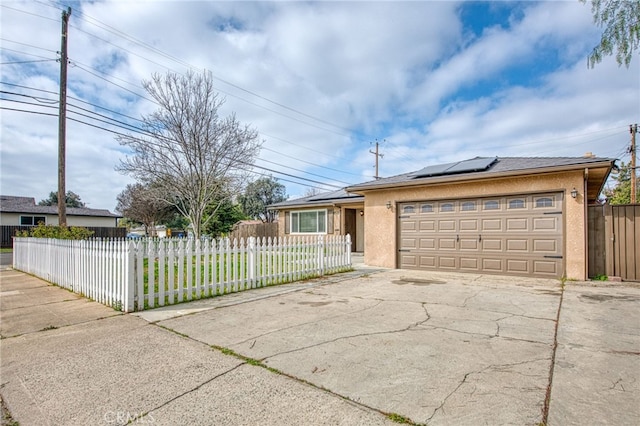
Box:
2;266;639;425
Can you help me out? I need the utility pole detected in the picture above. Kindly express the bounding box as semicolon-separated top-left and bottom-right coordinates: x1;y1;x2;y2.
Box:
631;124;637;204
369;140;384;180
58;7;71;226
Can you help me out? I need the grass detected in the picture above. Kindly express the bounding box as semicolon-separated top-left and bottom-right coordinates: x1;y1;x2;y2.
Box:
0;248;12;253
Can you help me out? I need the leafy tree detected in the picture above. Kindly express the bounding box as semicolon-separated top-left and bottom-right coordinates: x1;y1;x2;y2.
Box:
203;198;247;237
116;183;173;236
239;176;287;223
581;0;640;67
38;190;85;208
603;161;639;204
116;70;261;238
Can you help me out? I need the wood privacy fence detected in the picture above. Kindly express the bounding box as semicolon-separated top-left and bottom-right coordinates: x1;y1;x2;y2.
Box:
588;204;639;281
228;222;278;241
13;235;352;312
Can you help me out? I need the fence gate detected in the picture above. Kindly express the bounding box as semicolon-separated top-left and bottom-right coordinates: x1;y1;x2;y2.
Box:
588;204;640;281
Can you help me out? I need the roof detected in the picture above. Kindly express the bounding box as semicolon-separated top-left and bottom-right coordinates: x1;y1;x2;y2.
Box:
0;195;120;218
346;156;615;199
269;188;364;209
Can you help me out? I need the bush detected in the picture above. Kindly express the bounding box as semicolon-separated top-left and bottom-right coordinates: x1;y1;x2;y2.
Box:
15;223;94;240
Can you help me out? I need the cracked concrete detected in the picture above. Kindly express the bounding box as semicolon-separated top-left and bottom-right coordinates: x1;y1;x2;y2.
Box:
2;267;639;425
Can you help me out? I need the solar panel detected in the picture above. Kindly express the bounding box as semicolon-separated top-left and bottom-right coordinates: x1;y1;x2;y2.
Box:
412;157;498;178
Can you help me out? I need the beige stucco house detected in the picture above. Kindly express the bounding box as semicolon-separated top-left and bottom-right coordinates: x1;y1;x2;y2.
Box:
271;156;615;281
0;195;120;227
269;189;365;252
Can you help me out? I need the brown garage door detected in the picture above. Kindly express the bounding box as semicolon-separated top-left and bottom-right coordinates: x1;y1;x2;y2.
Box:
398;193;564;278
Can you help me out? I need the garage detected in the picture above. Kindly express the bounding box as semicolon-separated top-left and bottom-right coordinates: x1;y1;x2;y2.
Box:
398;192;564;278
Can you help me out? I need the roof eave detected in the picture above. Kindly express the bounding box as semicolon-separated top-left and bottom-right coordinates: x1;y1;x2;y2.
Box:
346;160;615;194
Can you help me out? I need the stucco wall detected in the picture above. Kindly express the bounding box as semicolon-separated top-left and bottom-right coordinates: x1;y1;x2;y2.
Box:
362;170;587;280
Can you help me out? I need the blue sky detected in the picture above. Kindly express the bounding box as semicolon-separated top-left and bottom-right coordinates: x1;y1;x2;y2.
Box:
1;0;638;211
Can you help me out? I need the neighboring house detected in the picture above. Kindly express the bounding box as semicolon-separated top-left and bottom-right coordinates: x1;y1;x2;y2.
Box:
0;195;120;227
343;156;615;281
269;189;365;252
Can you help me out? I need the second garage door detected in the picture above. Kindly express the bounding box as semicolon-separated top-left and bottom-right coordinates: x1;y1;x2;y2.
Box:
398;192;564;278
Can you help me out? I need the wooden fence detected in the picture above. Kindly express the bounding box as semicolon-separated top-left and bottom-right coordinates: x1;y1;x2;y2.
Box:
229;222;278;241
13;235;352;312
1;226;126;248
588;204;639;281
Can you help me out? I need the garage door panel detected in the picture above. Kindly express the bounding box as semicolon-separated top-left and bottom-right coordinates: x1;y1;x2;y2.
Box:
419;256;436;268
438;257;456;269
438;220;456;231
482;218;502;231
533;239;558;253
507;259;530;273
419;220;436;231
459;238;479;250
398;192;563;278
419;238;436;249
533;217;559;231
506;239;528;251
506;218;528;231
482;239;502;251
439;239;456;250
460;219;478;231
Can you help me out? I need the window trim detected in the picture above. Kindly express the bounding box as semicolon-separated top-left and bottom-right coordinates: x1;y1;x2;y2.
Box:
19;215;46;226
508;199;526;209
440;203;454;212
535;197;554;208
461;201;476;212
483;200;500;210
289;209;327;234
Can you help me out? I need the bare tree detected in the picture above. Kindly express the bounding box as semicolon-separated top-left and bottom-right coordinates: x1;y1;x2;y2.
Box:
116;183;172;236
116;70;261;238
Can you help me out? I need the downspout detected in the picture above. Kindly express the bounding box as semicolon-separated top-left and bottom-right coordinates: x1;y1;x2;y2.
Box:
584;168;589;280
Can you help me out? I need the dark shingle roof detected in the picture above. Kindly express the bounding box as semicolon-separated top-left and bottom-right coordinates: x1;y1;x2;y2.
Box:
0;195;120;218
346;156;615;192
269;188;363;209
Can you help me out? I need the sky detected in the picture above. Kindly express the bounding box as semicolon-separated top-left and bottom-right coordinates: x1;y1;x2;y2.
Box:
1;0;638;212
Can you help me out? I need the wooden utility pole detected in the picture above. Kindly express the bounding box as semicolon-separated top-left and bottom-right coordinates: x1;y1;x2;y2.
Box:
369;140;384;180
58;7;71;226
631;124;637;204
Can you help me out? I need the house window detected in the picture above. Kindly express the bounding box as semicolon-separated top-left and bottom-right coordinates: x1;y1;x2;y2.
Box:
535;197;553;208
20;216;46;226
403;205;415;214
440;203;454;212
421;204;433;213
461;201;476;211
290;210;326;233
508;199;525;209
484;200;499;210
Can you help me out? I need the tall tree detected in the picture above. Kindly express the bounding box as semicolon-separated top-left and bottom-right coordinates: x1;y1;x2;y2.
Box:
239;176;287;223
581;0;640;67
116;70;261;238
116;183;172;236
38;190;85;207
603;161;639;204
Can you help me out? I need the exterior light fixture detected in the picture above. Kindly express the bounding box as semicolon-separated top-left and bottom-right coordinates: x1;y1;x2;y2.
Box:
359;210;364;216
571;188;578;199
386;201;392;209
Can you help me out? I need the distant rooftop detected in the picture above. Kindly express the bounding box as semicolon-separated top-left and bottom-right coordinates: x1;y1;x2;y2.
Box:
0;195;120;218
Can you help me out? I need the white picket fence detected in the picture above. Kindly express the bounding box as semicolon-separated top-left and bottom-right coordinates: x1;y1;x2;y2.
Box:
13;235;352;312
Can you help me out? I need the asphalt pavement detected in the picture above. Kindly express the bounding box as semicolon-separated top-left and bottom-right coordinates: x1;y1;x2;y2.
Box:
1;261;638;425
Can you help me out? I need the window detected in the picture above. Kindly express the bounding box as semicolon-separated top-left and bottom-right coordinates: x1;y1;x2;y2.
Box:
403;205;415;214
461;201;476;211
535;197;553;208
290;210;326;233
508;199;525;209
484;200;499;210
421;204;433;213
20;216;46;226
440;203;454;212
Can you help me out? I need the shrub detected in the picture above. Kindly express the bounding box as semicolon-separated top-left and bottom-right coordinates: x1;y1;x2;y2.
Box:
15;223;94;240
